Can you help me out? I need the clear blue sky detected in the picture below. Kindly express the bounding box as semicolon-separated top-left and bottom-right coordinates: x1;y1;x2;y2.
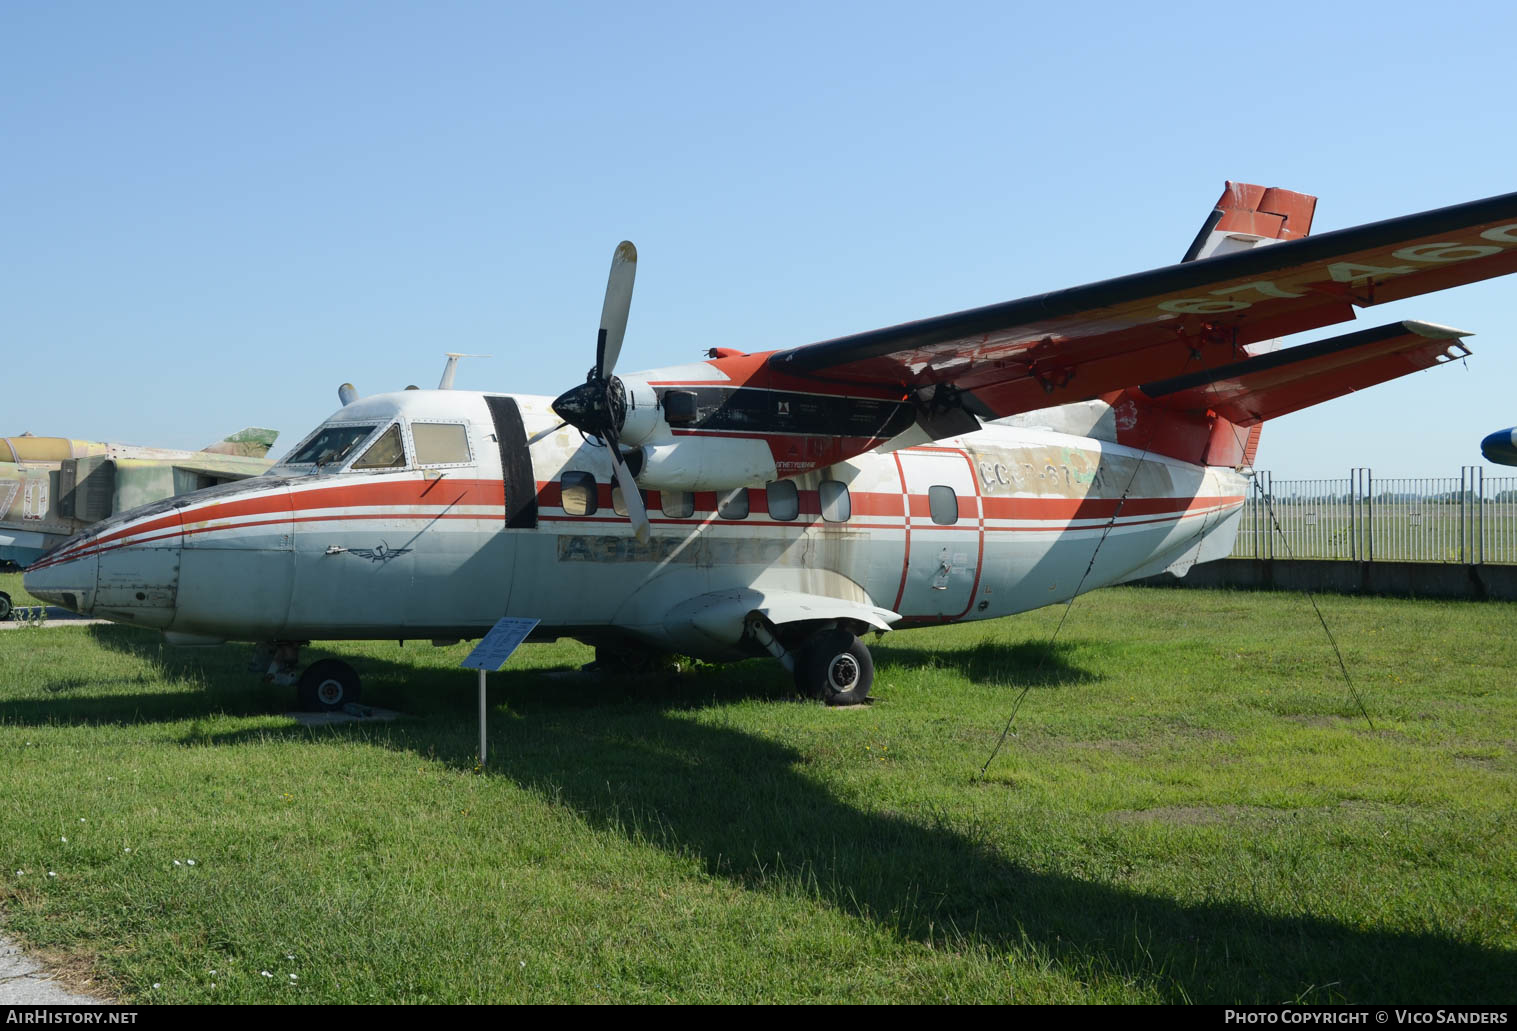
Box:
5;0;1515;480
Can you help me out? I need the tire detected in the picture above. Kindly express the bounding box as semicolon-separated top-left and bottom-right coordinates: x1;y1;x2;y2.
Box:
0;592;11;621
296;659;362;712
794;629;874;706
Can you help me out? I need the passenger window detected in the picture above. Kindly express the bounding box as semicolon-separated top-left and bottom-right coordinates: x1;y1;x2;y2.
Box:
561;471;598;516
766;480;798;521
413;423;471;466
662;491;694;518
612;486;647;517
929;485;959;525
717;488;749;520
819;480;851;522
352;424;407;470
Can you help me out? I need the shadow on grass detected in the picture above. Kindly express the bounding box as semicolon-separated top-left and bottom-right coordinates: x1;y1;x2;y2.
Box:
870;637;1097;687
32;625;1517;1002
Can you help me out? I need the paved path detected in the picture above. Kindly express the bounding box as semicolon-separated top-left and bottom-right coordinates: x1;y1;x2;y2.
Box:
0;936;108;1004
0;607;110;630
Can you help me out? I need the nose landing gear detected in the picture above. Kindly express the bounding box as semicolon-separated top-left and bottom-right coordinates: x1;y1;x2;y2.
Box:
251;642;364;712
297;659;363;712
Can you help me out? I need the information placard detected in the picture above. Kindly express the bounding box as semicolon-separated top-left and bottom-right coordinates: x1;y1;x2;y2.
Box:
461;617;540;671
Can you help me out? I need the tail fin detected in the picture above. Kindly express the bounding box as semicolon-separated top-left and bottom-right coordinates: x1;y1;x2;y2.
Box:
1181;181;1318;262
1107;181;1321;468
201;427;279;458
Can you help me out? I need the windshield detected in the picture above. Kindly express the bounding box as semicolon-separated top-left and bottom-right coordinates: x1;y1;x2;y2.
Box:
352;424;407;470
284;424;377;468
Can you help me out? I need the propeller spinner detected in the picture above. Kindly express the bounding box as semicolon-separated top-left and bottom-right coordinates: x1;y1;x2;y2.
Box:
551;241;650;542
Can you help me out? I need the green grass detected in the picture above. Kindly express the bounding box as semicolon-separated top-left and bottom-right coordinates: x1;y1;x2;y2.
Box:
0;571;44;609
0;586;1513;1003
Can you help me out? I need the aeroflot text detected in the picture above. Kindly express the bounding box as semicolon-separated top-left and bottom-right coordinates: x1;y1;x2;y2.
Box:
1224;1013;1507;1025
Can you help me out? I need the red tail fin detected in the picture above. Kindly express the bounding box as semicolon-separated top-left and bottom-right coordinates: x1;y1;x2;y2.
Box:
1181;181;1318;262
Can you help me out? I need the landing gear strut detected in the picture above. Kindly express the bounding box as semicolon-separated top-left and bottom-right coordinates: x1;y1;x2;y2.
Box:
793;628;874;706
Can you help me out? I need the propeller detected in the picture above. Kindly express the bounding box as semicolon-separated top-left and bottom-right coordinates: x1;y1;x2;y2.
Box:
551;241;649;542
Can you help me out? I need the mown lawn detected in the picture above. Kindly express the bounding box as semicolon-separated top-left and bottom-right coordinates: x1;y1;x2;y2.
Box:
1;571;44;610
0;586;1512;1004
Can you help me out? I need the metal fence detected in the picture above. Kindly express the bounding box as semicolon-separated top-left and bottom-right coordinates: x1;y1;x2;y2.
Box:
1232;467;1517;564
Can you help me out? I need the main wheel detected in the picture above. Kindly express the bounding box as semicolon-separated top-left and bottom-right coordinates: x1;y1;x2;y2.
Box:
0;592;11;621
794;629;874;706
296;659;362;712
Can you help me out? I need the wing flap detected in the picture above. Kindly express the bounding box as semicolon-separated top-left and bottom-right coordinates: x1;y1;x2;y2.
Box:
1136;320;1471;426
770;189;1517;422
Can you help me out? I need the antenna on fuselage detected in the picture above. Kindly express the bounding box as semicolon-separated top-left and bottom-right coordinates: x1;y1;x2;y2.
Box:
338;383;359;406
439;353;491;390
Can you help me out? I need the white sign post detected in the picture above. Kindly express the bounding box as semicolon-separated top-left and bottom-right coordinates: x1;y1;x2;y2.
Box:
461;617;539;766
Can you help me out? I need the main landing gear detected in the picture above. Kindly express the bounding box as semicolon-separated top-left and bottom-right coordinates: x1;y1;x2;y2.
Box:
747;618;875;706
793;628;875;706
251;642;364;712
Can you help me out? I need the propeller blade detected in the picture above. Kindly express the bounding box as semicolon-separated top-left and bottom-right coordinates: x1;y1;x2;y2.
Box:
596;241;637;380
603;422;649;543
611;454;650;544
527;420;568;446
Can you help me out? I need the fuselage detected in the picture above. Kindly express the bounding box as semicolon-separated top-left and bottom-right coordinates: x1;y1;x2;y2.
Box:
25;389;1247;658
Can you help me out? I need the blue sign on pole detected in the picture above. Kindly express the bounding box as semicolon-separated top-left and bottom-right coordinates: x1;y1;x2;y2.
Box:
462;617;540;671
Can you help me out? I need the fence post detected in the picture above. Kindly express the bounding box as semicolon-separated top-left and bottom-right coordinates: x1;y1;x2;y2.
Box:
1479;466;1486;565
1350;467;1365;562
1460;466;1468;564
1368;468;1375;562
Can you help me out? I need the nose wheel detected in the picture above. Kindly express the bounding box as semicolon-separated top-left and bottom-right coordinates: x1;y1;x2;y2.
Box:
794;629;874;706
296;659;363;712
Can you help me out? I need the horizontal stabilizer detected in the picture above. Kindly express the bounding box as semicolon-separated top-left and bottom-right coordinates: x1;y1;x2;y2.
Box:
1137;321;1471;426
201;427;279;458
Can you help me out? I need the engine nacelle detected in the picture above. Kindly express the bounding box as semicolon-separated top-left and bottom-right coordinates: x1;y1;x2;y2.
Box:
616;376;667;448
636;437;778;492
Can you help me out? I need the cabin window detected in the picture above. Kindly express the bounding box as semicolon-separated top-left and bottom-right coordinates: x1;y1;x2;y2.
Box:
286;423;376;468
929;485;959;525
717;488;749;520
612;486;649;517
413;422;471;466
560;471;597;516
766;481;799;521
819;480;851;522
662;491;694;518
352;424;407;470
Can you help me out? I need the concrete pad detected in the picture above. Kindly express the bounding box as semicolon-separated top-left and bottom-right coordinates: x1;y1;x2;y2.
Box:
284;704;407;727
0;936;107;1005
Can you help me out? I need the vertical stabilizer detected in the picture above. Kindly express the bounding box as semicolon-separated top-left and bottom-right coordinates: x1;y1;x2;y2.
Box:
1181;181;1317;262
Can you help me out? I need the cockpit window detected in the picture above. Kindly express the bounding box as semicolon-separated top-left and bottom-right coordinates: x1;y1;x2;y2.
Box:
285;424;377;467
413;423;471;466
352;424;407;470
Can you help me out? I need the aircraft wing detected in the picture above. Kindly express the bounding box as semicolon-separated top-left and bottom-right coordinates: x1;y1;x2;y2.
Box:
1135;320;1471;426
767;191;1517;423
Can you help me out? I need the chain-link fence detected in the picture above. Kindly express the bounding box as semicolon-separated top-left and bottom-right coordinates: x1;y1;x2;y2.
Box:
1232;467;1517;564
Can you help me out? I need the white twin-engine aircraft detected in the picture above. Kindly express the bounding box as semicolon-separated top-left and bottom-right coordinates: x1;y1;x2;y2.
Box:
26;182;1517;708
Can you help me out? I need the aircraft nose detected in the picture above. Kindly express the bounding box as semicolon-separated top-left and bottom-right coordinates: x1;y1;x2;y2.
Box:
23;505;182;628
23;545;99;616
1481;427;1517;466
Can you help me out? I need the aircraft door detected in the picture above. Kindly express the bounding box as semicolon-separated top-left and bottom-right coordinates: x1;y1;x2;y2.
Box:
896;449;983;620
